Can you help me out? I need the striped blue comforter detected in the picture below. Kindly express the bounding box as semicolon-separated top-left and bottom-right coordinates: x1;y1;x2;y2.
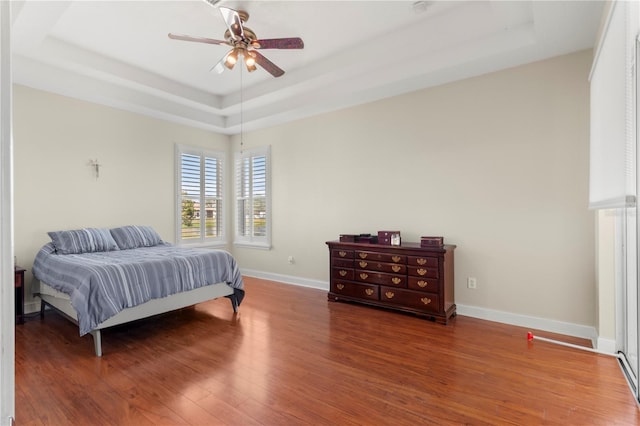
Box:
32;242;244;335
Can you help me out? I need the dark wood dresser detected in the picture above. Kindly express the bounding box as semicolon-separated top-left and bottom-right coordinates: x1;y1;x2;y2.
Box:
326;241;456;324
15;266;25;325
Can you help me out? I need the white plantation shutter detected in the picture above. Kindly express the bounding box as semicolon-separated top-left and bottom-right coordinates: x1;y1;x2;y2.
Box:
204;155;223;238
180;153;200;239
234;146;271;248
176;145;224;244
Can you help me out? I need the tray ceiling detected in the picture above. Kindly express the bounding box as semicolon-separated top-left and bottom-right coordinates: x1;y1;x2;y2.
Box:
11;1;604;134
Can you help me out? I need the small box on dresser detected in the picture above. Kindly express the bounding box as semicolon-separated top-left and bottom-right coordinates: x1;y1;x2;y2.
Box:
378;231;401;245
421;236;444;248
327;240;456;324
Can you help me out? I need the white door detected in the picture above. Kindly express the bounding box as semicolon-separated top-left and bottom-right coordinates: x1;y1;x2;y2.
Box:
0;0;15;423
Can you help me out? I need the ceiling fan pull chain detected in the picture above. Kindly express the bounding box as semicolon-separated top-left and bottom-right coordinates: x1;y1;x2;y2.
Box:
240;66;244;154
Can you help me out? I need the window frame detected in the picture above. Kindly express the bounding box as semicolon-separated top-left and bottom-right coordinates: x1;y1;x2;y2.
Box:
233;145;271;249
175;144;226;247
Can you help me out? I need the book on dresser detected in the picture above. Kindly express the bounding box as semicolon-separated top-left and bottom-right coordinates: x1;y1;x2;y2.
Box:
326;240;456;324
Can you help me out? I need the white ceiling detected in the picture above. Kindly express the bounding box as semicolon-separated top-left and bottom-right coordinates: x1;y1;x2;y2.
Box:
11;0;604;135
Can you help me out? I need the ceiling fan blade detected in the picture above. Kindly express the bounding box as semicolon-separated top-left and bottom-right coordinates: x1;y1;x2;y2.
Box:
253;37;304;50
202;0;222;7
168;33;228;46
253;51;285;78
210;52;229;74
219;7;244;41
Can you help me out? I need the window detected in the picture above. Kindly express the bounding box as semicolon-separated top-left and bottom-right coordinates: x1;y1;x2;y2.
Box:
176;145;225;245
234;146;271;248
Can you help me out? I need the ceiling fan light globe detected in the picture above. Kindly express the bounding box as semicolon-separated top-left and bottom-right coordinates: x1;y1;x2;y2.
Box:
246;63;257;72
245;56;256;67
224;52;236;70
225;50;238;67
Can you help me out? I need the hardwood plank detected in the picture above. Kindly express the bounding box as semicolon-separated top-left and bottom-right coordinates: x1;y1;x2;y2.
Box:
15;276;639;425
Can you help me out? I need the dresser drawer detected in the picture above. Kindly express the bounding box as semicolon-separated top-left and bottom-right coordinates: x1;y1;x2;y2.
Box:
355;251;405;264
332;249;354;259
380;287;440;313
407;276;439;292
356;260;406;274
407;256;438;268
407;265;439;279
331;281;379;300
356;270;405;287
332;268;354;280
332;258;354;268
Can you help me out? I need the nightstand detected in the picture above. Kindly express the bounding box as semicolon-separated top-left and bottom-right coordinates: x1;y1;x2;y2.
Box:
15;266;25;324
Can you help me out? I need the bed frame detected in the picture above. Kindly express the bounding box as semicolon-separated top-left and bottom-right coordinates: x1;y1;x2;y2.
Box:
37;281;237;356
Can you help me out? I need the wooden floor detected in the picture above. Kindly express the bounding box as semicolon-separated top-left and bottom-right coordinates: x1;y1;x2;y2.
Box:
15;276;639;425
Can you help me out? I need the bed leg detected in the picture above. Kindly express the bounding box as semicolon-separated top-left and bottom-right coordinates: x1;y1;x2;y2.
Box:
40;299;46;319
229;295;239;313
90;330;103;357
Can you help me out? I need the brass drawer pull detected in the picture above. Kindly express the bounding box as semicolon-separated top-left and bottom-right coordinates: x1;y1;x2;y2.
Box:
339;270;347;277
392;265;401;273
417;280;428;288
359;261;368;268
392;256;401;263
385;291;395;299
421;297;432;305
417;258;427;265
336;283;344;290
392;277;401;285
365;288;374;296
359;253;368;259
360;273;369;280
339;251;347;257
417;268;428;276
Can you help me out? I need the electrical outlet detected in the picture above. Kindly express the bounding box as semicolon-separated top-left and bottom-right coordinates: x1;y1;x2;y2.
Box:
467;277;477;289
288;255;294;264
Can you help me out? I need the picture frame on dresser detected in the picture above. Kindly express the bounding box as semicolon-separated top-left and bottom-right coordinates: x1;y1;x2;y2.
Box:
326;240;456;324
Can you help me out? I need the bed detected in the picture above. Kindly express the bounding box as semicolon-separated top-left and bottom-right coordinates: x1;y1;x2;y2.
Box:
32;226;245;356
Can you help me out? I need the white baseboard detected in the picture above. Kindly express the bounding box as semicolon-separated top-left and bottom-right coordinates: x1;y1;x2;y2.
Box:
24;300;40;315
240;268;328;291
596;336;617;353
240;269;612;353
456;303;603;350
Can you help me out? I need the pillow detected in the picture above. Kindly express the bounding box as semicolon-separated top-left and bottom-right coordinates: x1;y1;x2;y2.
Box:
110;225;163;250
48;228;119;255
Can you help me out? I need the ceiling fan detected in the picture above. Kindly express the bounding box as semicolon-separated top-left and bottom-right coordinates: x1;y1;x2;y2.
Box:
168;6;304;78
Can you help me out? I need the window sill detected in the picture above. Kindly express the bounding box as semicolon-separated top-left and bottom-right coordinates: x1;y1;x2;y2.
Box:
178;241;227;249
233;242;271;250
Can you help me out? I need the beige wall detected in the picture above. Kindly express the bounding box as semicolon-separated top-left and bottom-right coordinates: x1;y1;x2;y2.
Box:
12;85;230;309
233;49;595;327
13;49;596;330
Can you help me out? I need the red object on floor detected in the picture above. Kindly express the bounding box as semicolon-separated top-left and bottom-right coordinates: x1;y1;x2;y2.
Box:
527;332;534;341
